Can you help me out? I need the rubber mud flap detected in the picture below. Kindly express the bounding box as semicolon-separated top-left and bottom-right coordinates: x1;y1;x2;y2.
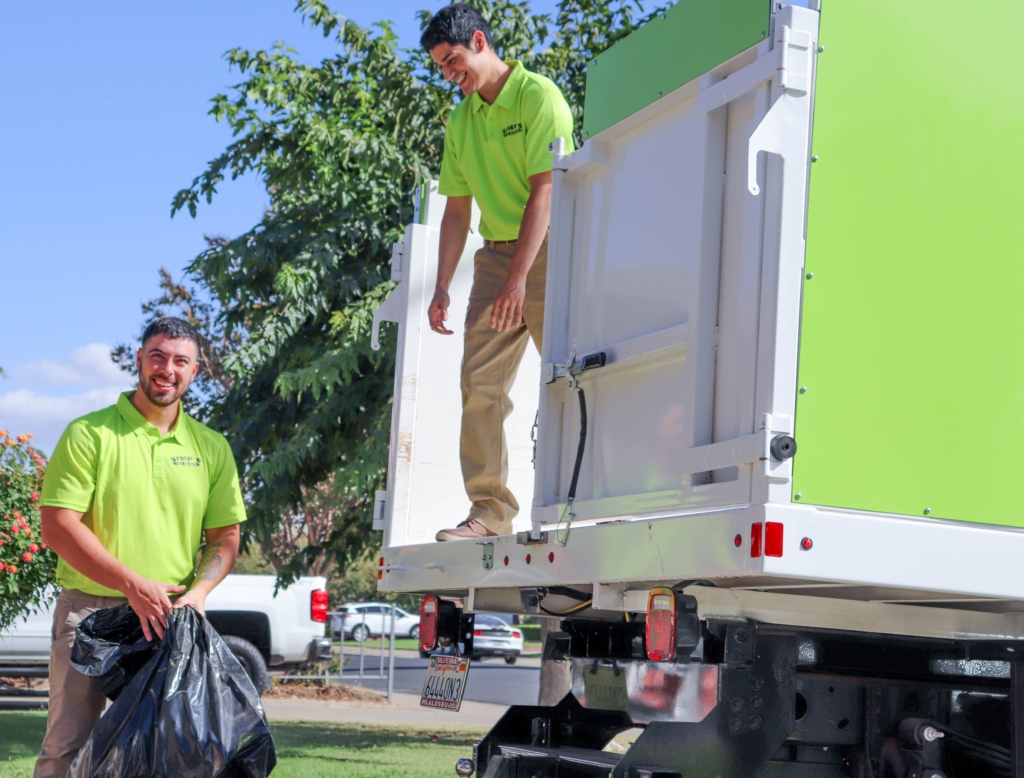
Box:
68;603;276;778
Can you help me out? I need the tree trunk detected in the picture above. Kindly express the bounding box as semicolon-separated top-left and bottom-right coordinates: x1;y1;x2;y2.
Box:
537;616;572;706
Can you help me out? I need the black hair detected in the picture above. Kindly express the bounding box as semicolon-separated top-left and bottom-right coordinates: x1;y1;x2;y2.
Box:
420;3;493;52
141;317;202;358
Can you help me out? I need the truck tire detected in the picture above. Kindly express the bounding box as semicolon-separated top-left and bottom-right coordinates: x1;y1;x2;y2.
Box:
222;635;271;694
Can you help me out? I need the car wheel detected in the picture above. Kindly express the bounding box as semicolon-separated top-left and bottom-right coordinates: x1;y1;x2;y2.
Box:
351;624;370;643
504;656;517;665
409;624;420;640
222;635;271;694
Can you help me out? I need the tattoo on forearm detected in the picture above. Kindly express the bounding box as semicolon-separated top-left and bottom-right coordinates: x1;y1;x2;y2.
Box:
195;540;225;584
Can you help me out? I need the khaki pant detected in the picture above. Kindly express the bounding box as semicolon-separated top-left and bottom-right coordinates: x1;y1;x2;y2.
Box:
460;236;546;535
34;589;128;778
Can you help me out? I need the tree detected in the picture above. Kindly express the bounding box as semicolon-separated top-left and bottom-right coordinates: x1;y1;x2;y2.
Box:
159;0;665;589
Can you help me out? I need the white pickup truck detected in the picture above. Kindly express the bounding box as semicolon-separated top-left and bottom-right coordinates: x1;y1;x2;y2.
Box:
0;574;332;693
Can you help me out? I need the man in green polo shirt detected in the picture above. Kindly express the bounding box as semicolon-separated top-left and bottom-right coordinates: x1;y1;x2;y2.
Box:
34;317;246;778
421;4;574;541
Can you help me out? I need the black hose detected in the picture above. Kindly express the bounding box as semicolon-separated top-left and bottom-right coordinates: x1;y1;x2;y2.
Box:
567;388;587;504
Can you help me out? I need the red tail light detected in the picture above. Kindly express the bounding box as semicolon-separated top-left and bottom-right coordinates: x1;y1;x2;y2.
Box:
646;587;676;661
765;521;784;557
311;589;329;623
473;629;484;637
419;595;439;652
512;630;522;639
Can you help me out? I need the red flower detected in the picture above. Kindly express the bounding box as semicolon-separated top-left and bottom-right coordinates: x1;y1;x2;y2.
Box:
22;552;32;562
11;525;19;534
9;564;18;573
41;543;47;550
30;492;39;501
29;543;38;553
17;435;27;443
0;562;6;572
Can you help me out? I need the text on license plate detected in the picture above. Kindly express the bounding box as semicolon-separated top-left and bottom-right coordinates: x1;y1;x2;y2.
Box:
420;655;471;711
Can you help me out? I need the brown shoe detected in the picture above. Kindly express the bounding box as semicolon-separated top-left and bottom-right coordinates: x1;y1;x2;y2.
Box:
435;519;498;542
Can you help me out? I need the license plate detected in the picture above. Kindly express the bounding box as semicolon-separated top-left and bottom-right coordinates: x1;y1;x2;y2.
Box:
420;655;471;711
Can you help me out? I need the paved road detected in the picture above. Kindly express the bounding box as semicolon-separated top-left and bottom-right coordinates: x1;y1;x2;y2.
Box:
335;655;540;706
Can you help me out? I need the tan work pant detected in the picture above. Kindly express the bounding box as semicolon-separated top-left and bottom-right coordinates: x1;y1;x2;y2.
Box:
34;588;128;778
460;236;547;535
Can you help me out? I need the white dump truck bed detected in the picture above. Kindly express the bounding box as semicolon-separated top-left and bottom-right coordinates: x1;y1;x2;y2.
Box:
370;4;1024;639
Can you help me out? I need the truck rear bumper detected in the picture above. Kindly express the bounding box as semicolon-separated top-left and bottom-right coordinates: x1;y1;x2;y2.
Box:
379;501;1024;610
305;637;333;663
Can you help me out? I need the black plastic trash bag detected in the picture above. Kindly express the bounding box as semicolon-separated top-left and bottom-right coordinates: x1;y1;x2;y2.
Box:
68;603;276;778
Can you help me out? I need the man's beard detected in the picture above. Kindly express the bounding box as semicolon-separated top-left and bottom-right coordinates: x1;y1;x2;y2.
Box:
139;373;188;408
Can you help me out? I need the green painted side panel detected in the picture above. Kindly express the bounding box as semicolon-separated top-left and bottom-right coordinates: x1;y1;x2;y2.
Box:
794;1;1024;526
582;0;770;138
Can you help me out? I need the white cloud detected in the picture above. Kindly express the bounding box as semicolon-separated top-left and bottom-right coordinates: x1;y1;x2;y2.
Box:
0;387;129;455
0;386;133;454
1;345;133;454
14;343;127;388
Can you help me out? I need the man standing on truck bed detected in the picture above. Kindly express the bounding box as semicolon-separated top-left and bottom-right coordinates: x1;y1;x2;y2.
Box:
34;317;246;778
421;4;574;541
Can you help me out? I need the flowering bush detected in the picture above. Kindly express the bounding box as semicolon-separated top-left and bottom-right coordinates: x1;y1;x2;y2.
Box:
0;430;57;632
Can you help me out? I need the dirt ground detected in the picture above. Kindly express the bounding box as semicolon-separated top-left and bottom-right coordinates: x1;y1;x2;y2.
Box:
263;681;396;707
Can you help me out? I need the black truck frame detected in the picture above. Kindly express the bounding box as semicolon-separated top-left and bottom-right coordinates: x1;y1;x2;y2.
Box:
457;614;1020;778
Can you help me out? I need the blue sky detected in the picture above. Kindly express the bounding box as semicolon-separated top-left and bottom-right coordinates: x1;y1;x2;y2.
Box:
0;0;557;453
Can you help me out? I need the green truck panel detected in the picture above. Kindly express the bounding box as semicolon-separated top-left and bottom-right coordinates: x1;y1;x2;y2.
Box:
582;0;770;138
794;0;1024;526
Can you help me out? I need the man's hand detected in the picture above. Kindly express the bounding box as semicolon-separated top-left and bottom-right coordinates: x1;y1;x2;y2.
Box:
172;588;208;617
490;273;527;332
429;288;454;335
125;576;186;642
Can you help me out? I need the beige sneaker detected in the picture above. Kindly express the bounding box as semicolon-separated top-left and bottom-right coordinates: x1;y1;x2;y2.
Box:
435;519;498;542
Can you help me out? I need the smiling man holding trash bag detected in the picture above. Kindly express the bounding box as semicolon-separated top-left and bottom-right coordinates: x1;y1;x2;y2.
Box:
33;317;246;778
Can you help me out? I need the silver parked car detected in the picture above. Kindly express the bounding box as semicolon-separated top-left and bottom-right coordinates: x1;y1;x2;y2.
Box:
331;602;420;642
419;613;524;664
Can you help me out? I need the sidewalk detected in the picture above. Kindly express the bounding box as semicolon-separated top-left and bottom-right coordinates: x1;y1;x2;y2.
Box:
261;691;508;727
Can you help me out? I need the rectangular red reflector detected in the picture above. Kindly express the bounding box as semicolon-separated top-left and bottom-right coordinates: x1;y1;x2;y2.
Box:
646;587;676;661
750;523;763;558
419;595;439;652
765;522;784;557
311;589;329;623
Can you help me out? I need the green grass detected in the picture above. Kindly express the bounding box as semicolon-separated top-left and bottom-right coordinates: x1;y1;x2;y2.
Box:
0;711;47;777
340;638;419;651
0;711;485;778
272;722;485;777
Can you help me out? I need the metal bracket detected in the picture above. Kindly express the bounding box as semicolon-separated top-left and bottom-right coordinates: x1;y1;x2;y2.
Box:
776;24;813;95
478;542;494;570
517;531;549;545
372;490;388;530
542;352;607;386
748;23;816;196
389;242;404;282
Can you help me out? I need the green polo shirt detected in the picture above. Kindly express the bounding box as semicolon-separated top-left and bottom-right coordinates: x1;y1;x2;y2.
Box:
40;392;247;597
439;61;575;241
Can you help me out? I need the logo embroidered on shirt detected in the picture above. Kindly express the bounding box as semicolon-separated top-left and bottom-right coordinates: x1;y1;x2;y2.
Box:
171;455;202;467
502;123;523;138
